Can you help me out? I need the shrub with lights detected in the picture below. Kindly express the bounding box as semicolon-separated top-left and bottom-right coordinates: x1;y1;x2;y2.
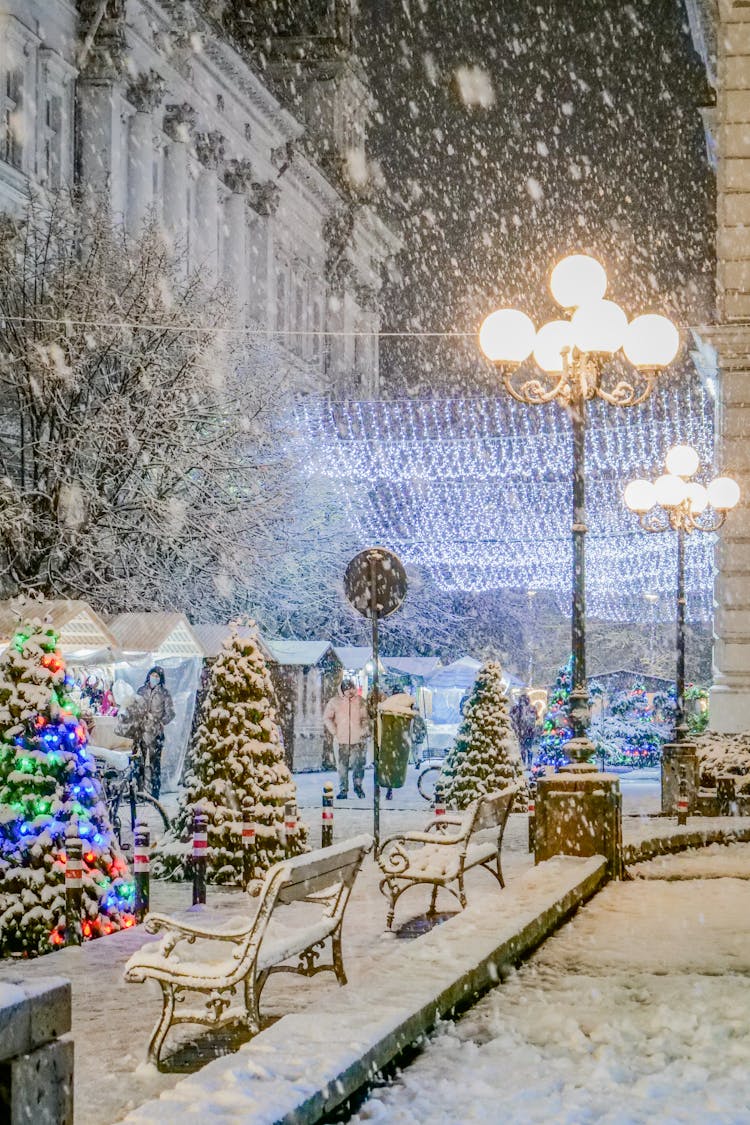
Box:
439;661;527;811
590;686;671;769
534;657;575;773
0;612;134;956
152;626;306;884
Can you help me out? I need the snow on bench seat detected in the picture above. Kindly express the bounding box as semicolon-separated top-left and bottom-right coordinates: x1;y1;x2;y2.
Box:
124;834;372;1065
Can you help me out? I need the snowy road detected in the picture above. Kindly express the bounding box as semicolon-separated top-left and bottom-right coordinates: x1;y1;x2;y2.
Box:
351;843;750;1124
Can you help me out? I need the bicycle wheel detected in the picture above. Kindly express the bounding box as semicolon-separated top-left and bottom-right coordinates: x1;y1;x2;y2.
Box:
118;793;171;851
417;765;441;802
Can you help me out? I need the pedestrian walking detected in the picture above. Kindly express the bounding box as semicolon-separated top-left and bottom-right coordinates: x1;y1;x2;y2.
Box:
323;679;370;799
136;666;175;798
509;690;539;769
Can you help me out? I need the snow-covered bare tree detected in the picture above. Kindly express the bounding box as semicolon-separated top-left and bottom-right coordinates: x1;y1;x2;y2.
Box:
0;190;298;617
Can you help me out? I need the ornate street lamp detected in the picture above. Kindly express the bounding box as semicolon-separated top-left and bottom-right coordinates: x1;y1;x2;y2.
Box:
479;254;680;767
624;446;740;743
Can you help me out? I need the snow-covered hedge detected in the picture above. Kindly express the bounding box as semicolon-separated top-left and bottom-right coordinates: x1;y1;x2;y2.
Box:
695;732;750;791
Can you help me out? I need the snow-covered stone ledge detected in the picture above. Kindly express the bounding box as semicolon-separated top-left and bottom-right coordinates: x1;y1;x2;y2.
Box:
0;976;73;1123
120;854;606;1125
622;816;750;866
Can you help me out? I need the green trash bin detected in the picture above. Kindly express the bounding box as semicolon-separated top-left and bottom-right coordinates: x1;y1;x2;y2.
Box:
377;694;417;789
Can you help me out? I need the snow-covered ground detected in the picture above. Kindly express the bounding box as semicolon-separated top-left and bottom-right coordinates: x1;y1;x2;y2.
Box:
351;843;750;1124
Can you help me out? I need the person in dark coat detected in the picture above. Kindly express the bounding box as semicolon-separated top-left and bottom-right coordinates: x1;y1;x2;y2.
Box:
509;691;539;768
136;665;175;798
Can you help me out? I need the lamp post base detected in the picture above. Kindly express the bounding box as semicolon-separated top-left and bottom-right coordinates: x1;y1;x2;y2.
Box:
562;736;598;771
661;741;698;817
535;771;622;879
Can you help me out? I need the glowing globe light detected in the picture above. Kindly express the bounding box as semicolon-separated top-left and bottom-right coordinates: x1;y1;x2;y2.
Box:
654;473;688;508
624;479;657;513
707;476;741;511
570;299;628;354
665;444;700;478
623;313;680;369
549;254;608;309
478;308;536;364
532;319;575;373
684;482;709;515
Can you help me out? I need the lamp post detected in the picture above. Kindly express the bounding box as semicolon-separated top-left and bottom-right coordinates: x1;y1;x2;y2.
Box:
479;254;680;768
624;447;739;812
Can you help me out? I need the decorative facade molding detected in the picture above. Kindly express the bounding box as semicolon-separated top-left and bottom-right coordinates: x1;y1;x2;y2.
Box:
223;158;254;194
163;102;197;143
76;0;127;80
195;130;226;170
249;179;281;216
127;69;166;113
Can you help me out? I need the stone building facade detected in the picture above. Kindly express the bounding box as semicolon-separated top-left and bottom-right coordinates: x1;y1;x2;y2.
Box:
687;0;750;732
0;0;399;395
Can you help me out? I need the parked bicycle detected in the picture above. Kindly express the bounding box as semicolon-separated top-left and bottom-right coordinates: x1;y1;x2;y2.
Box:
417;757;445;802
89;740;170;852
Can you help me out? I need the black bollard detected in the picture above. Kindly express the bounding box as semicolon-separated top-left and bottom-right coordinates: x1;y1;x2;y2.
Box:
133;822;150;922
677;765;688;827
192;808;208;905
528;781;537;853
242;797;256;889
434;780;446;825
65;824;83;947
321;781;334;848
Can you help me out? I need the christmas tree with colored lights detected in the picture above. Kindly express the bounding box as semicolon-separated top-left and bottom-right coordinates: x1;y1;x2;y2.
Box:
535;657;575;772
153;626;306;884
439;661;527;810
0;609;134;956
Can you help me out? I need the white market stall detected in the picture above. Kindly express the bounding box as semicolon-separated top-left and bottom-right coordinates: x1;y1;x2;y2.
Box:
108;612;205;790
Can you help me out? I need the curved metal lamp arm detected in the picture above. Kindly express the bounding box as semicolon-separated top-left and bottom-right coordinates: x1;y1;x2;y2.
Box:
692;509;727;534
638;508;672;533
595;367;659;408
498;364;570;406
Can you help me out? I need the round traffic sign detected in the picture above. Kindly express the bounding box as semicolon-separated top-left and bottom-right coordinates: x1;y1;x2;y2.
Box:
344;547;407;619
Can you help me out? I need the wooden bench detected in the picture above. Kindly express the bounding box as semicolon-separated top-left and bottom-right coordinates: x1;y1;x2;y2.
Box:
377;787;517;929
124;834;372;1065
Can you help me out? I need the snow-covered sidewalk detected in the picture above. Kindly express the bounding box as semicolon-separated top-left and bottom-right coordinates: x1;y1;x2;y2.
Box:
0;807;533;1124
352;843;750;1123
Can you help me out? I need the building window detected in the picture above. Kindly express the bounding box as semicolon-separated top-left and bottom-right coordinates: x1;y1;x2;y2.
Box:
1;67;23;169
294;280;305;355
312;299;322;362
42;91;62;187
276;268;287;340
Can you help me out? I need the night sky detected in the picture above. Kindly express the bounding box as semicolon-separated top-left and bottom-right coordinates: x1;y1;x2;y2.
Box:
359;0;713;394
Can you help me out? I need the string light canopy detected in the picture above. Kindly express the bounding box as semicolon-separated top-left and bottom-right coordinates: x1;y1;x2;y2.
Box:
297;383;715;623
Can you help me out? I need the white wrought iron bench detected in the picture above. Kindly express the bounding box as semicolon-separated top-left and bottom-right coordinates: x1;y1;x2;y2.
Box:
377;787;518;929
124;834;373;1065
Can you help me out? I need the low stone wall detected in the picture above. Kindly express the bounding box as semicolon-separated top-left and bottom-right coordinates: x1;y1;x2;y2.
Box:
623;821;750;866
121;854;607;1125
0;976;73;1125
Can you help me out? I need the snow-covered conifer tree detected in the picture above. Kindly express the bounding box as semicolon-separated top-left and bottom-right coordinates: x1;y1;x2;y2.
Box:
439;661;527;810
153;627;306;883
0;609;133;955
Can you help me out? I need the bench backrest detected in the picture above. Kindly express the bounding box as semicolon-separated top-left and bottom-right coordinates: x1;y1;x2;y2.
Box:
468;786;518;835
276;834;373;905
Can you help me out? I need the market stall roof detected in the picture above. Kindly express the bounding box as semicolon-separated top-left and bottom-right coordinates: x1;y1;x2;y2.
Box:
424;656;482;690
334;645;378;672
0;599;118;659
382;656;442;679
108;612;204;659
263;639;340;668
191;623;275;662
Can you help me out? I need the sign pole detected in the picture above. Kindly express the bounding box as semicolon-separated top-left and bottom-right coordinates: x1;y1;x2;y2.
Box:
370;553;381;850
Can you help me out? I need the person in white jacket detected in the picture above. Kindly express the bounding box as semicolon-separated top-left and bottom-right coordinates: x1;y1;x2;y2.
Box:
323;679;370;799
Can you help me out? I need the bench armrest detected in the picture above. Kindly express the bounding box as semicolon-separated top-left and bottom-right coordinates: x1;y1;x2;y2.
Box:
423;817;463;833
144;912;252;943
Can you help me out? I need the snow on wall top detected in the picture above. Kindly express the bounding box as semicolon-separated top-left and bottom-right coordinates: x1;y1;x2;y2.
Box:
108;613;204;659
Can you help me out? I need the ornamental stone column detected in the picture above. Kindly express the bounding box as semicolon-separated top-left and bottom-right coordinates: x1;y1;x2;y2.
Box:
709;2;750;733
223;159;254;311
247;179;281;327
126;71;165;235
163;103;196;266
194;131;225;285
75;0;128;217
